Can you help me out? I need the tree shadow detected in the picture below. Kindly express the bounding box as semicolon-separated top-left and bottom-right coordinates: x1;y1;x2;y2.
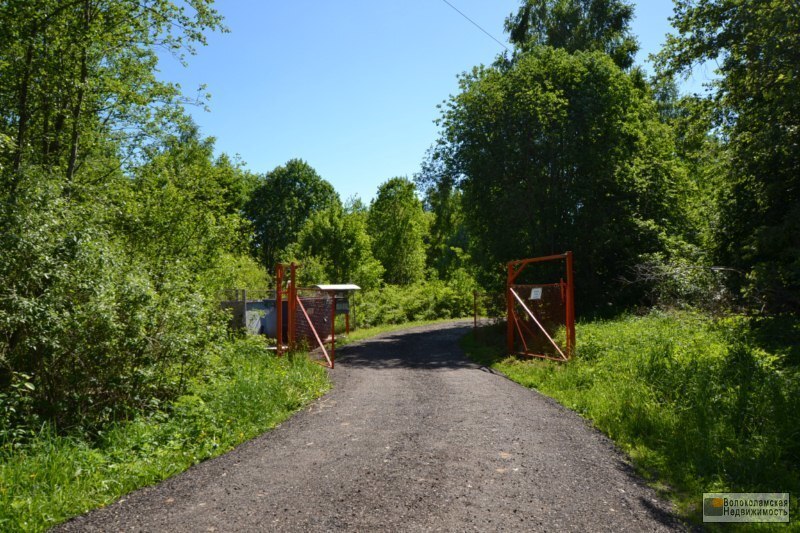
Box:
612;458;690;531
334;323;479;371
746;314;800;367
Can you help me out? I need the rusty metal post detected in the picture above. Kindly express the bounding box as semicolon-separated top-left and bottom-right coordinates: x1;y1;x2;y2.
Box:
506;262;515;354
330;295;336;369
565;251;576;359
288;262;297;348
276;264;284;357
352;292;357;331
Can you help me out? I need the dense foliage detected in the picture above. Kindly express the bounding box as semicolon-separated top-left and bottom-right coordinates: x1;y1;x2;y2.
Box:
367;177;428;285
420;47;686;308
657;0;800;312
0;0;258;438
355;271;477;328
284;199;384;290
245;159;338;271
0;0;224;181
505;0;639;69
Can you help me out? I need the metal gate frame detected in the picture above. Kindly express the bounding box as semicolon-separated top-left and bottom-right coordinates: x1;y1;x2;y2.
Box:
506;252;575;361
275;262;337;368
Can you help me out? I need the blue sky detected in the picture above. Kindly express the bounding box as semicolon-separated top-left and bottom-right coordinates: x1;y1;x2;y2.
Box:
157;1;716;201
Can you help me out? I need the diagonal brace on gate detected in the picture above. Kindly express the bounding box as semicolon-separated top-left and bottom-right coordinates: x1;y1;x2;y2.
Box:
295;296;334;369
510;287;568;361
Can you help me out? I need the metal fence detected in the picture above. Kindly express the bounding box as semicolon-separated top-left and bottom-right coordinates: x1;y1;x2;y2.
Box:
219;289;281;336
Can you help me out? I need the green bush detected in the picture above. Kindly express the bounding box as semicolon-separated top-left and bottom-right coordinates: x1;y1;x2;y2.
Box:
0;336;329;532
629;251;733;313
0;372;38;446
356;270;477;328
0;160;243;436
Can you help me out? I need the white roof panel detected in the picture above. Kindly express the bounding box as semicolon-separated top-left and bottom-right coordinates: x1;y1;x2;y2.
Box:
313;284;361;292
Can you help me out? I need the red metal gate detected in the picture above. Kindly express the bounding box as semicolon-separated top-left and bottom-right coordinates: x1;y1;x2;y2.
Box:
275;263;337;368
506;252;575;361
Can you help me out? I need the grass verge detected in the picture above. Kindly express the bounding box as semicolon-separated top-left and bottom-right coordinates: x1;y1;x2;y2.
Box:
0;336;329;532
461;311;800;529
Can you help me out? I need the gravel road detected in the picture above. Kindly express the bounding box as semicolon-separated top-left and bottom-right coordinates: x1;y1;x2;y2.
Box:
56;321;683;532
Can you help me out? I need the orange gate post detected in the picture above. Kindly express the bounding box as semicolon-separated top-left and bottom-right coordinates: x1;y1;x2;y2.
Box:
276;264;284;357
330;295;336;369
288;262;297;349
506;262;515;354
565;251;575;358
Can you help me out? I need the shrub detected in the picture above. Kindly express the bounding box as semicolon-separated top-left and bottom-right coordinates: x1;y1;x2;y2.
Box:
0;168;234;437
356;270;478;328
0;336;329;531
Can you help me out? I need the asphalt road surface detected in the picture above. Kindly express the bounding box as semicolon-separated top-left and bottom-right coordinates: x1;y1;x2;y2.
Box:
57;321;683;532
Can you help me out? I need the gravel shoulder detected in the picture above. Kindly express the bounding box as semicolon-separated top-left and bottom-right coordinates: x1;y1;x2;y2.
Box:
56;321;683;532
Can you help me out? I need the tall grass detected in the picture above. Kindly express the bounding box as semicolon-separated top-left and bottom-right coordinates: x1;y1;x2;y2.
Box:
463;311;800;524
0;336;329;532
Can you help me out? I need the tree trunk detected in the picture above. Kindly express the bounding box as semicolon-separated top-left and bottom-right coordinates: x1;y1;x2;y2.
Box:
65;49;87;183
13;32;36;174
66;2;91;183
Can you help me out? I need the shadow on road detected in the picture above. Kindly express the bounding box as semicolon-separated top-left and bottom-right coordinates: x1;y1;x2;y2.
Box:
613;458;688;531
335;324;476;371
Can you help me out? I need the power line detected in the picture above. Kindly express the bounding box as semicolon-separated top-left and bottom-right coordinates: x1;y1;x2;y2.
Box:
439;0;509;52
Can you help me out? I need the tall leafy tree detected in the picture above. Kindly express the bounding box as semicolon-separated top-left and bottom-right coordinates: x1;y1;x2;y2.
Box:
123;127;250;288
657;0;800;310
0;0;224;191
288;200;384;290
368;177;428;285
419;174;471;280
244;159;338;270
505;0;639;69
0;127;246;429
0;0;236;431
422;47;685;308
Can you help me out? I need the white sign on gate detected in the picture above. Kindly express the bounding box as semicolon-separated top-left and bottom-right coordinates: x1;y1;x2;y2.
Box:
530;288;542;300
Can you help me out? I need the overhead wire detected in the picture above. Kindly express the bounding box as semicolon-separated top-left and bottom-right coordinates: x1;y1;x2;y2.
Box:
439;0;510;52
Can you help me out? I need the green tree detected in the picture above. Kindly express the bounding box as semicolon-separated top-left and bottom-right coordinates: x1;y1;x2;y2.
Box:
122;127;250;291
668;95;726;250
505;0;639;69
0;158;233;431
0;0;224;190
244;159;338;270
287;199;384;290
418;167;471;280
0;0;247;432
422;47;686;308
368;177;428;285
657;0;800;311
